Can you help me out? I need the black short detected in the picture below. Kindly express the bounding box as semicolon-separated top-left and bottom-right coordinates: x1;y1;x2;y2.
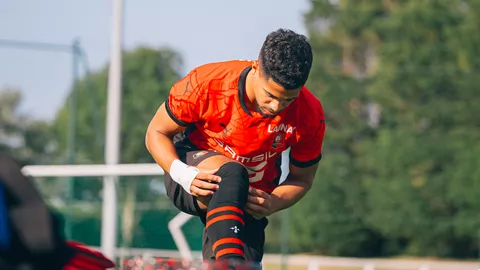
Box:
164;141;269;262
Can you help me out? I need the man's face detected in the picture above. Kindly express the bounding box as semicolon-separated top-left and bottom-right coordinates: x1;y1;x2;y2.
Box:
251;63;301;118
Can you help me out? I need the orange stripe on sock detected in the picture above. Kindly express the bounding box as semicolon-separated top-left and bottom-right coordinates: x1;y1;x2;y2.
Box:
207;206;243;219
206;214;244;228
212;237;244;252
215;248;244;259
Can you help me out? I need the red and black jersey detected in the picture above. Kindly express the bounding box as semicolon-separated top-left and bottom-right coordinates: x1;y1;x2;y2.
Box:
166;60;325;193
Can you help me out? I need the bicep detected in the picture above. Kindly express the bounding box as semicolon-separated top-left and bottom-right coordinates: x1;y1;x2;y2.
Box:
288;161;319;188
147;103;186;139
287;130;324;187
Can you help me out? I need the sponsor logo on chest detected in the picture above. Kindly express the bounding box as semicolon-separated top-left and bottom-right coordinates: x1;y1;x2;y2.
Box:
267;124;296;134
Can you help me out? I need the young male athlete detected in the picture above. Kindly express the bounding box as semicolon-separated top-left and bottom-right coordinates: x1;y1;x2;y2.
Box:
146;28;325;266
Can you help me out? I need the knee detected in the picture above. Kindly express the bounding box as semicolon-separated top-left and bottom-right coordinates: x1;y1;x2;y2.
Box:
212;162;250;203
216;162;249;187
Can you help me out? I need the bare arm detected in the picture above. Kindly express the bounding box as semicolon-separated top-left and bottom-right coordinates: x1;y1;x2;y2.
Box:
245;162;318;218
268;111;325;213
269;162;318;214
145;102;186;174
145;102;221;196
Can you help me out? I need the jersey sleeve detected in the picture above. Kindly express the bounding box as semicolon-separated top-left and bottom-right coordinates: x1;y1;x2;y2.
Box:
165;68;206;126
289;104;326;168
290;120;325;168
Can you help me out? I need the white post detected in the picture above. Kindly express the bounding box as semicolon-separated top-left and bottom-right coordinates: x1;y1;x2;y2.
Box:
101;0;124;261
168;212;194;261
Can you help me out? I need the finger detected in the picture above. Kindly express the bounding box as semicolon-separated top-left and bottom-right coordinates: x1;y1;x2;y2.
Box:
245;203;266;218
248;195;265;206
197;167;220;177
249;187;261;196
192;179;219;191
250;187;270;199
190;185;214;197
247;196;271;214
196;171;222;182
244;207;262;219
244;204;258;215
245;202;267;213
200;168;219;175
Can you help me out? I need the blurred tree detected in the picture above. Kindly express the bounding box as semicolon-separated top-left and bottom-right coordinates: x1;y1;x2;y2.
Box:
53;46;183;164
287;0;385;257
291;0;480;258
361;0;480;258
51;47;205;250
0;88;55;165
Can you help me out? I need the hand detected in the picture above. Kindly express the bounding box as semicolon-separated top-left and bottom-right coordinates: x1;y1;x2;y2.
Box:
189;167;222;197
245;187;272;219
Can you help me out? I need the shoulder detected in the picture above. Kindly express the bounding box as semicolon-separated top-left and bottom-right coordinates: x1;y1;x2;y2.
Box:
294;86;325;124
192;60;254;85
284;86;326;146
286;87;326;164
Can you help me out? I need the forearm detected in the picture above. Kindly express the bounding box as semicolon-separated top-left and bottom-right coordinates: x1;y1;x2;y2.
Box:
145;128;180;174
269;175;312;214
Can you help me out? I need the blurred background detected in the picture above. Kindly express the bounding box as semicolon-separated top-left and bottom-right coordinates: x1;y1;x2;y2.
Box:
1;0;480;269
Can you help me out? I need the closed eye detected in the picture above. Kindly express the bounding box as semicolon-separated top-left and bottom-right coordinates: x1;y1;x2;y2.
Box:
264;89;296;102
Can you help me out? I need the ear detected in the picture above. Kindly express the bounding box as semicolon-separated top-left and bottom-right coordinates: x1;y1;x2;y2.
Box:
251;61;260;75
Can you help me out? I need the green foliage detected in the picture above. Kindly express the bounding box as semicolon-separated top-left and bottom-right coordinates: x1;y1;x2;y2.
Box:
53;46;183;164
289;0;480;258
48;46;192;249
0;88;55;165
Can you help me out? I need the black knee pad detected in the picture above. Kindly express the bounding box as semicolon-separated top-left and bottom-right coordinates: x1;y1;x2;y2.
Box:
211;162;250;208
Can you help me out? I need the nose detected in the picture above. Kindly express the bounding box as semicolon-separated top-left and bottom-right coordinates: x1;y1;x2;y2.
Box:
269;100;280;112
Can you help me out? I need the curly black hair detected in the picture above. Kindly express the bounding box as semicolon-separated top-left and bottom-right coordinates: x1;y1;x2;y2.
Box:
259;28;313;90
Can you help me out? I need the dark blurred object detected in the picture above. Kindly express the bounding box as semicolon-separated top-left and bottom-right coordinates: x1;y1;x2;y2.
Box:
0;155;115;269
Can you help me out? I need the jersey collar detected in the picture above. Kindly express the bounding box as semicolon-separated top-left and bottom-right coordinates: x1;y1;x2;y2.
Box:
237;65;253;116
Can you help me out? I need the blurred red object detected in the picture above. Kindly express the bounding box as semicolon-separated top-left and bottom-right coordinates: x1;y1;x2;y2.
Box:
63;241;115;270
121;257;261;270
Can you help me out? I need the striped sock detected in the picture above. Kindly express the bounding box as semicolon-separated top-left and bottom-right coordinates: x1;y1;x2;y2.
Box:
204;162;249;261
206;205;245;260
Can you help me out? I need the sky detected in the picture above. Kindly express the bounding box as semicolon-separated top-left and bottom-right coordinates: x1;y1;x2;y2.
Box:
0;0;310;121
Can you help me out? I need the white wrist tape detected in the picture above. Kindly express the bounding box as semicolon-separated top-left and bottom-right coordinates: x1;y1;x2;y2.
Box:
169;159;200;194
